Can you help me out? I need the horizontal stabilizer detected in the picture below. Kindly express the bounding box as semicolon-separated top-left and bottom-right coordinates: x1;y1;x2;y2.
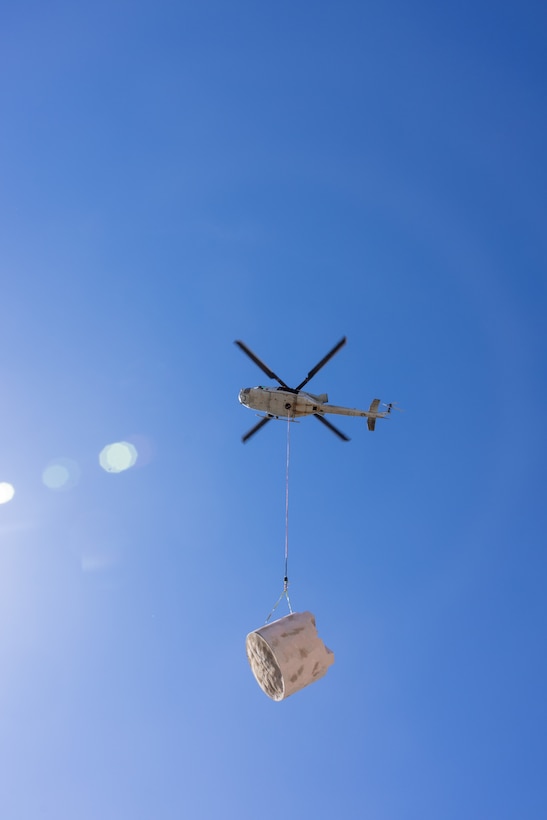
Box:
367;398;380;431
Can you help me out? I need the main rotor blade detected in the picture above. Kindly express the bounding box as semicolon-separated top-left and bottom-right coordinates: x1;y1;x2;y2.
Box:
314;414;350;442
241;415;272;443
235;341;290;389
295;336;347;391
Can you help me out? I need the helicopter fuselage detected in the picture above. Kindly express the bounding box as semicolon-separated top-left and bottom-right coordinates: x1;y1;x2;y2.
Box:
238;386;382;420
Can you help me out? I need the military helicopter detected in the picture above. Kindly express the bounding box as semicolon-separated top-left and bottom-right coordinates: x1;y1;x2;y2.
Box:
236;336;399;442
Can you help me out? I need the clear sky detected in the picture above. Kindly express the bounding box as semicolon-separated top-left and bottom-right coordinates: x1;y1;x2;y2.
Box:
1;2;546;818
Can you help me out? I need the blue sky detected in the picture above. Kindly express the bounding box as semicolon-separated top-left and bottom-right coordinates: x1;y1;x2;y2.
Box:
1;2;546;818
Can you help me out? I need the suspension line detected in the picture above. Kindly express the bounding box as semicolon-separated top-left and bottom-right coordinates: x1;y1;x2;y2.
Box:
265;414;293;622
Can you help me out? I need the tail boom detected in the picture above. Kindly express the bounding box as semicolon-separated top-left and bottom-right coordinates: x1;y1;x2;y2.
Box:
317;398;389;430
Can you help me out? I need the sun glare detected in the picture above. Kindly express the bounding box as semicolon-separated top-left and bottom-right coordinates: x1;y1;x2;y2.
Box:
0;482;15;504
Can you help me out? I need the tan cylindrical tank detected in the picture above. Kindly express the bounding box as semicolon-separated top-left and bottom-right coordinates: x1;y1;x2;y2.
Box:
246;611;334;701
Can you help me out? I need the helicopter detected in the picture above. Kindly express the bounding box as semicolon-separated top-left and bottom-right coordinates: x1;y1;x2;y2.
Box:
236;336;399;442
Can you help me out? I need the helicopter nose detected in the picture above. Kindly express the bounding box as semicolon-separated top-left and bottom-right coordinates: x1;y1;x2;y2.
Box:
238;388;250;405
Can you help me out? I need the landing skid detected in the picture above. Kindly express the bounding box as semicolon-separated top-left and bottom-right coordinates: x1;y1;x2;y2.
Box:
256;413;300;424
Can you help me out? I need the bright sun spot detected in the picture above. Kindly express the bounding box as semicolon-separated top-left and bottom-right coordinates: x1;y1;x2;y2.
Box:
0;482;15;504
99;442;138;473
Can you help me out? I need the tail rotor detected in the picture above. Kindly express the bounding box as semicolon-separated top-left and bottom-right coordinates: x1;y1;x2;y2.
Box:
382;402;404;415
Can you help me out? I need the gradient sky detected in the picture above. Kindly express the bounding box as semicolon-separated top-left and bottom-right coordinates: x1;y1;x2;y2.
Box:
1;2;546;819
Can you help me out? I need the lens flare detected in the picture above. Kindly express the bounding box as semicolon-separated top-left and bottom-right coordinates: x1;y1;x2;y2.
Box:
42;458;81;490
99;442;138;473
